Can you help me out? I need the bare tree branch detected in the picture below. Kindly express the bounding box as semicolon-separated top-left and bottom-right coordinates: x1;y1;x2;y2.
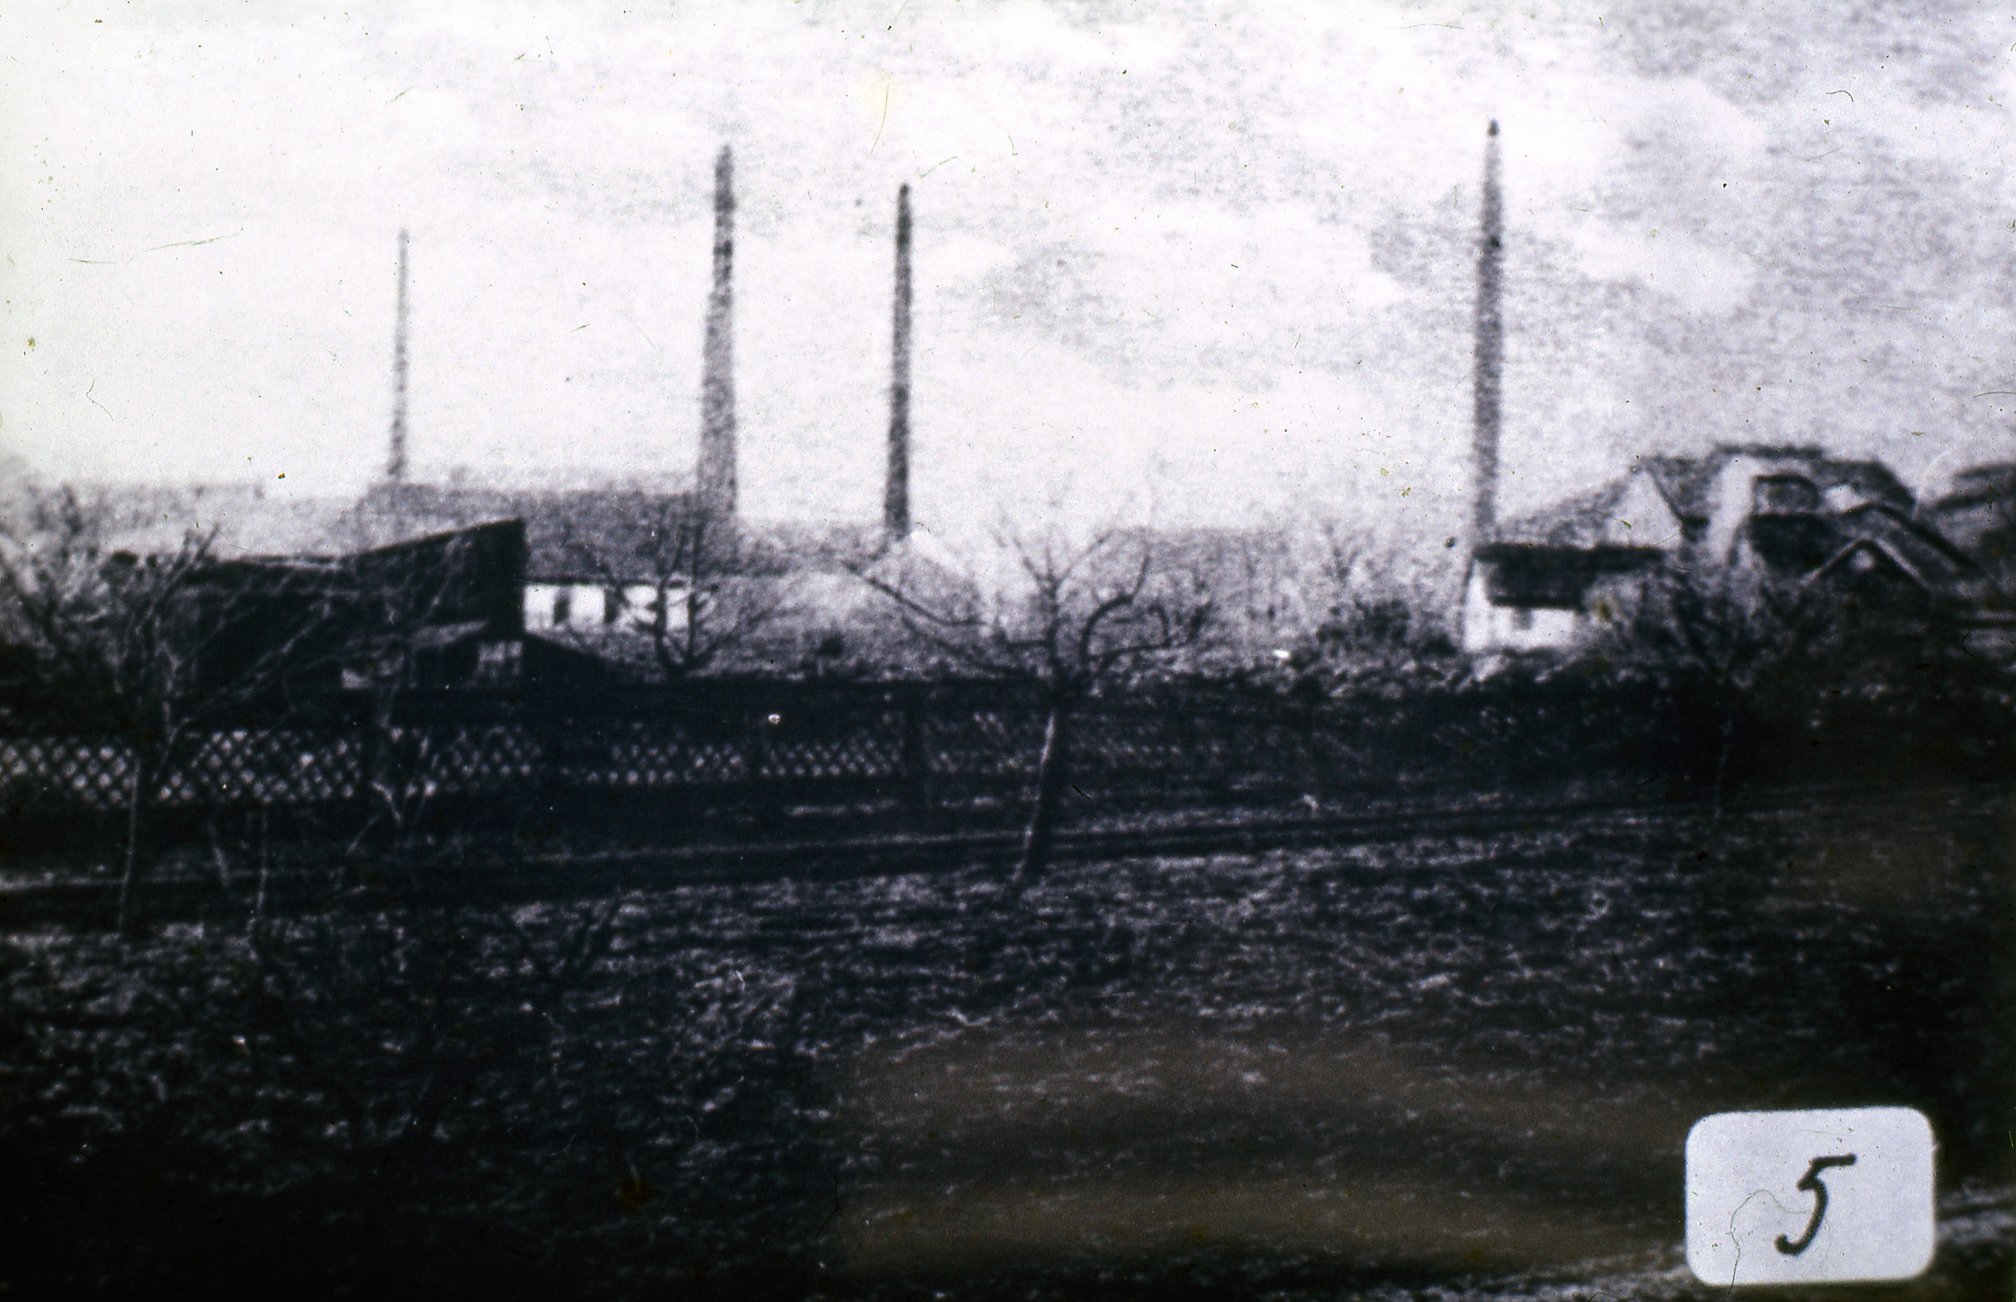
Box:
852;517;1216;887
546;499;791;680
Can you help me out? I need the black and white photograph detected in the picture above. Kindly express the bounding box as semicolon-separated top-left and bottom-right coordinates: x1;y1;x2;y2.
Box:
2;2;2013;1297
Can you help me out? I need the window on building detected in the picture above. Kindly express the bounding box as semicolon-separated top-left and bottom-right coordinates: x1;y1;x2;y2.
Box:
476;640;522;683
552;589;572;626
1512;608;1535;632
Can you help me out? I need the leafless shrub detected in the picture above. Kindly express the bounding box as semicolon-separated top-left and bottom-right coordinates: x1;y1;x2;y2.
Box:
0;481;346;931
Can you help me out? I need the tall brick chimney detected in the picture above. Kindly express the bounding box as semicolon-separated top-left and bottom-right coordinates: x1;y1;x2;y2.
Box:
885;183;913;544
698;146;738;520
386;228;411;485
1471;120;1504;546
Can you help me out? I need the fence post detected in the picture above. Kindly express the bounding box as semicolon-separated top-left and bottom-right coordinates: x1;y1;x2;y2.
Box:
532;692;569;815
358;690;390;833
745;694;776;828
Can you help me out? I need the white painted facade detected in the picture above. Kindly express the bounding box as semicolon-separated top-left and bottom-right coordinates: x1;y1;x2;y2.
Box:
1701;452;1814;563
524;580;691;634
1459;460;1696;656
612;582;688;632
524;581;609;632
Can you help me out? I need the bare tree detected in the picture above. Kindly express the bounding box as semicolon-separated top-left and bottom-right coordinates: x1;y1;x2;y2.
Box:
0;483;347;931
0;480;511;928
858;523;1213;887
1946;468;2016;605
1288;523;1455;686
556;498;790;680
1591;562;1879;812
1166;527;1303;675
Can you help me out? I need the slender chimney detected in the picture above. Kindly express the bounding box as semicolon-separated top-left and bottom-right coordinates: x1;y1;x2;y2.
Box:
885;183;913;543
386;228;411;484
1471;119;1504;545
698;146;738;519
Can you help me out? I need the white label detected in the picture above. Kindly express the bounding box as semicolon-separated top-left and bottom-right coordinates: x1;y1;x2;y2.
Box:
1685;1106;1935;1287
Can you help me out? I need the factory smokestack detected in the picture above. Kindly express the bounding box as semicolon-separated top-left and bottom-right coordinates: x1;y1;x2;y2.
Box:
698;146;738;520
1471;119;1504;546
386;228;411;484
885;183;913;544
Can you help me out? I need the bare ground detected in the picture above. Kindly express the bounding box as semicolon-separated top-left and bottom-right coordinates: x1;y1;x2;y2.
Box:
3;785;2011;1299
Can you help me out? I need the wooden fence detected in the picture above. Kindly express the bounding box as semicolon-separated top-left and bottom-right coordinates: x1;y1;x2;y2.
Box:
0;675;1995;856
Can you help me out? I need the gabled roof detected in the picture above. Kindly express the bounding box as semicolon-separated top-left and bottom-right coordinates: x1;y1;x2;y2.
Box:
1634;445;1911;524
1469;445;2000;621
1491;477;1670;549
350;482;892;582
1472;542;1666;608
348;483;702;577
1806;538;1949;597
1826;503;1986;601
86;482;358;560
1934;462;2016;512
739;520;889;577
1489;445;1918;555
849;525;983;614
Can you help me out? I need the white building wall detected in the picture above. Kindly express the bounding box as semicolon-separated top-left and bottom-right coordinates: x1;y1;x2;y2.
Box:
1703;452;1816;564
613;582;689;633
523;580;699;635
1461;565;1497;654
522;581;610;633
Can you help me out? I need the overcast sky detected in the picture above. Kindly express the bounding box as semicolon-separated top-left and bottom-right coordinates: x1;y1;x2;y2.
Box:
3;0;2013;546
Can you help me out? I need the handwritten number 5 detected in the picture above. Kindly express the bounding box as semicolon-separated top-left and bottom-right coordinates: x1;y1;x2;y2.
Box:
1776;1154;1857;1256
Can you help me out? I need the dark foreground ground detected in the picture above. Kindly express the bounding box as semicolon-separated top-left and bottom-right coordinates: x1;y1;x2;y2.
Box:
3;783;2013;1300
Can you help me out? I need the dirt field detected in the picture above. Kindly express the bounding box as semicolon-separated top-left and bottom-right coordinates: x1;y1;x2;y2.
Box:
4;785;2012;1299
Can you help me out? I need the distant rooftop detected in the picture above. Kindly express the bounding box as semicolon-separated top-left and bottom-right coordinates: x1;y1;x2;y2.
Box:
1479;445;1988;605
1935;462;2016;510
1490;478;1652;550
69;481;359;560
351;482;889;581
1492;444;1914;548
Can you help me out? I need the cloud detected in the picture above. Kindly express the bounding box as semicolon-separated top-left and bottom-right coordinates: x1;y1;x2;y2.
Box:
1;0;2011;539
1568;220;1755;316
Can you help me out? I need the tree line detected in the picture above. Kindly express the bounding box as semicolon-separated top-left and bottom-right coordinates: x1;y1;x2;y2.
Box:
1;474;2005;928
